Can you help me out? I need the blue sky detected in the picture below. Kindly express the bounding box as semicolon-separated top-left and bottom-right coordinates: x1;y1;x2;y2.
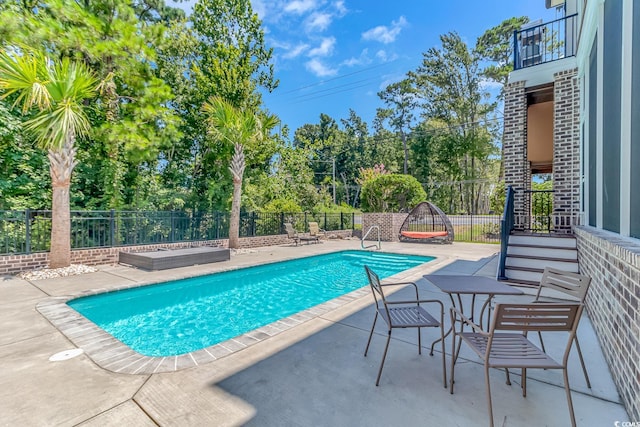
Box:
175;0;560;133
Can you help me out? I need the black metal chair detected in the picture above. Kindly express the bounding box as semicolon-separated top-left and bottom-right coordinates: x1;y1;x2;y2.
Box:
363;265;446;387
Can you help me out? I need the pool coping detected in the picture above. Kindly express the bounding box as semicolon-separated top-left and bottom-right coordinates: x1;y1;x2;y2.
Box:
36;251;430;375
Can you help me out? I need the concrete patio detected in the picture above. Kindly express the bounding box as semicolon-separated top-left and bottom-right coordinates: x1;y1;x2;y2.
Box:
0;240;630;426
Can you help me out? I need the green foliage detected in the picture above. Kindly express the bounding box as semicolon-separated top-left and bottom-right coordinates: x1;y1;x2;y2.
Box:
0;5;521;220
476;16;529;91
360;174;426;213
0;101;49;209
261;198;302;213
357;164;390;185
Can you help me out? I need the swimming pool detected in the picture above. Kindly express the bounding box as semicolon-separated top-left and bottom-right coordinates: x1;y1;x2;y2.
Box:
68;250;434;357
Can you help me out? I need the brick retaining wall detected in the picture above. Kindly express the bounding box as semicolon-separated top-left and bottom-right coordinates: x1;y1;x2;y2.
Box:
362;213;408;242
0;230;352;275
574;226;640;420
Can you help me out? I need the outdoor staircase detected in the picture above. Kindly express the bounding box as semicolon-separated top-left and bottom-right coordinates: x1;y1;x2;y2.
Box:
500;233;579;286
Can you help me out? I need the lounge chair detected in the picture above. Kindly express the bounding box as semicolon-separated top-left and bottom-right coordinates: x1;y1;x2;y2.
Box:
284;222;300;245
284;222;318;245
308;221;325;240
450;302;584;427
363;266;447;387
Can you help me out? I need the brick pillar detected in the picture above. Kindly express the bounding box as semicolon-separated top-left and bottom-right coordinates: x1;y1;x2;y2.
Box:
502;80;529;229
553;68;581;232
362;213;408;242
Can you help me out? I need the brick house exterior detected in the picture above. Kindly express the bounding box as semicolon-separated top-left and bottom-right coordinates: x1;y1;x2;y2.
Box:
502;0;640;419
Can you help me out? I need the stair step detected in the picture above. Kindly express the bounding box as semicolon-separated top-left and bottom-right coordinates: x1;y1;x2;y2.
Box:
505;256;579;272
498;278;540;288
505;254;578;263
508;242;576;250
507;245;578;260
504;267;544;283
509;234;577;248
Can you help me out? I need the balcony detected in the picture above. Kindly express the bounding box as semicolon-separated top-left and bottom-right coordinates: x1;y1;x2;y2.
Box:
513;14;578;70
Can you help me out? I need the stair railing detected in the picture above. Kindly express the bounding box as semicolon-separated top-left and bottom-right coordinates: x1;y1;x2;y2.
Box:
498;186;515;280
361;225;381;250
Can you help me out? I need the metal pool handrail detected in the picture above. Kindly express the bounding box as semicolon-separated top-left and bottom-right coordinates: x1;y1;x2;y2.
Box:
362;225;381;250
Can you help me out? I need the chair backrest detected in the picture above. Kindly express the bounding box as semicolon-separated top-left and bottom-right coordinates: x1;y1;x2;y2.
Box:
284;223;297;238
308;222;321;236
490;303;583;334
536;267;591;302
364;265;387;309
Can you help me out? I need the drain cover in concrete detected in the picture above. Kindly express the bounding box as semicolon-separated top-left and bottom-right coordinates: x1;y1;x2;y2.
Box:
49;348;84;361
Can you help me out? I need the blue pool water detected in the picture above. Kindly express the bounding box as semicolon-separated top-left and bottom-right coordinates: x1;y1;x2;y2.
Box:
68;250;434;356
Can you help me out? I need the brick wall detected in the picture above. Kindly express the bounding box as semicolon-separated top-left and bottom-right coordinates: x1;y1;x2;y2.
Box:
553;69;581;232
574;226;640;420
362;213;408;242
0;230;352;275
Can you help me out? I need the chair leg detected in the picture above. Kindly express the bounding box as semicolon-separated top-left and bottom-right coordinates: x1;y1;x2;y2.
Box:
485;364;495;427
440;323;447;388
563;368;577;427
450;329;457;393
505;368;511;386
375;330;392;386
573;335;592;388
417;327;422;355
364;312;378;357
522;368;527;397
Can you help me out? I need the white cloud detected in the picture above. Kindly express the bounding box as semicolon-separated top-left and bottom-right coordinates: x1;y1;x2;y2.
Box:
305;12;332;32
479;78;503;91
308;37;335;57
333;0;347;16
375;49;399;63
284;0;318;15
342;49;371;67
362;16;408;44
283;43;310;59
305;58;338;77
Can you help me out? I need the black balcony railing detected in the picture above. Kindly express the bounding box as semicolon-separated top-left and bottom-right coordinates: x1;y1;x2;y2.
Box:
513;14;578;70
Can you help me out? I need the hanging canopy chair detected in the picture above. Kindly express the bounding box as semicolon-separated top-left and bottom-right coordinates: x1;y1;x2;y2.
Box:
399;201;454;243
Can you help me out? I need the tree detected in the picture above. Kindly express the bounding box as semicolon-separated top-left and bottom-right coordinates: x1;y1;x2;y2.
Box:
0;0;183;210
0;49;97;267
409;32;498;214
475;16;530;94
202;96;278;248
360;174;426;213
476;17;529;183
377;79;418;174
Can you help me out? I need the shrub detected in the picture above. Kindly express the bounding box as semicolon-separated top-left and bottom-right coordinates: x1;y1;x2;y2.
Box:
360;174;426;212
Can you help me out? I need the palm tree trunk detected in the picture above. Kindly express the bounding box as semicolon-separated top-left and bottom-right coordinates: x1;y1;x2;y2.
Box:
228;178;242;249
48;136;77;268
228;143;246;249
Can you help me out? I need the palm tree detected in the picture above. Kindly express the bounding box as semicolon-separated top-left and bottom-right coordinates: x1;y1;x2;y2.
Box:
0;48;97;268
202;96;278;249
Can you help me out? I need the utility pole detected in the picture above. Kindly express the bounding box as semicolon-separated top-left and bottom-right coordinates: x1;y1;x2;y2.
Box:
332;157;336;204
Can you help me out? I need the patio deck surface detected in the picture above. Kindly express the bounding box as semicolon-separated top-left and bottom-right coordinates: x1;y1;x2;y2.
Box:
0;240;630;426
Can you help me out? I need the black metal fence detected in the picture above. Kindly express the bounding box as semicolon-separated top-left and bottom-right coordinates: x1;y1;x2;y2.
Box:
0;210;356;255
447;215;501;244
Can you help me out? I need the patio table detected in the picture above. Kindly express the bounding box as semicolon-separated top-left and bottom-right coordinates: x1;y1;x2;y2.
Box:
422;275;524;347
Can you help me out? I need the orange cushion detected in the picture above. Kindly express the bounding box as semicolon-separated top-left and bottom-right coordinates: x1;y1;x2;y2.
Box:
401;231;448;239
